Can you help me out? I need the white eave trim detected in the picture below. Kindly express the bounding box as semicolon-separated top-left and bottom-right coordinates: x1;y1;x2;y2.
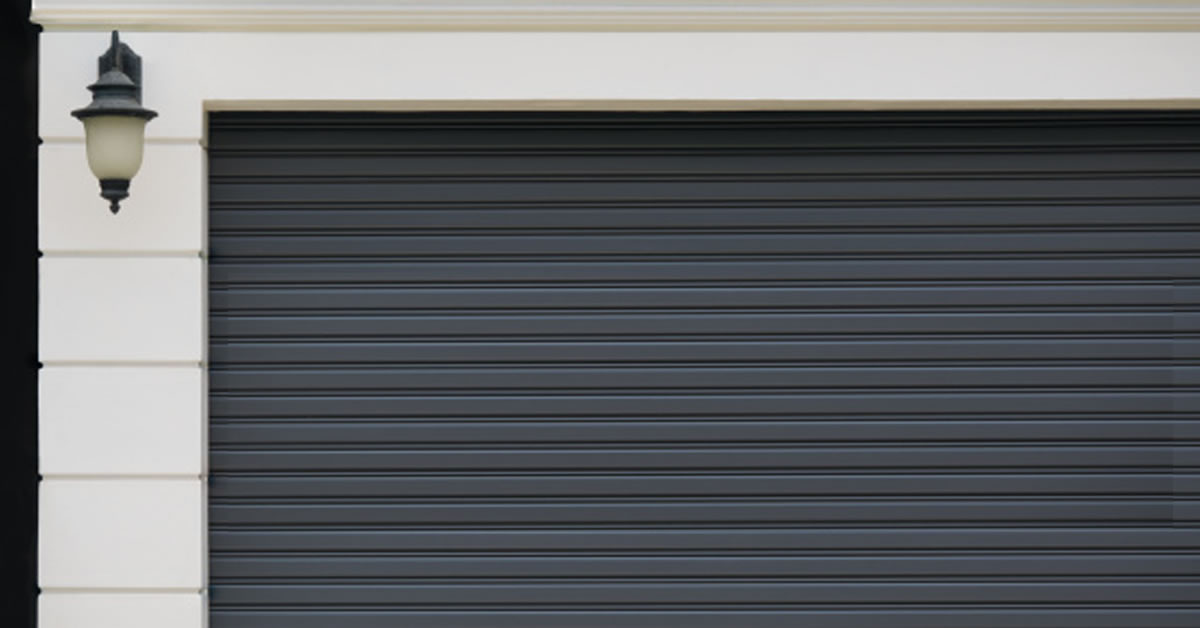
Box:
30;1;1200;32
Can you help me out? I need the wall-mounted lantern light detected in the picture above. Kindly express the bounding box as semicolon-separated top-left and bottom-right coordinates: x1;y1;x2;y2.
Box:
71;31;157;214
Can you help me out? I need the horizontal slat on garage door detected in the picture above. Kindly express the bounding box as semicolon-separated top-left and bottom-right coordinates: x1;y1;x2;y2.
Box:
208;111;1200;628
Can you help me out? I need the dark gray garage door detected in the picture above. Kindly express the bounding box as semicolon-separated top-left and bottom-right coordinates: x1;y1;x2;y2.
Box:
208;112;1199;628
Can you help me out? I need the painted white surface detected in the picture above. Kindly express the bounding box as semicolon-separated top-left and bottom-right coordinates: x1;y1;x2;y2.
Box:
40;141;204;253
39;256;204;363
32;13;1200;628
40;366;204;476
38;31;1200;140
39;479;205;589
40;593;204;628
30;0;1200;31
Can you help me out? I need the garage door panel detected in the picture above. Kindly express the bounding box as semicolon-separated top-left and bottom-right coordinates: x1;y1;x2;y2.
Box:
209;391;1187;417
206;111;1200;150
209;232;1200;258
208;258;1198;284
209;581;1200;605
207;499;1188;526
209;553;1200;578
209;176;1200;206
209;205;1200;232
208;445;1186;473
206;610;1200;628
208;312;1192;338
231;611;1200;628
206;472;1182;499
210;339;1189;365
210;527;1200;552
209;365;1191;391
209;112;1198;628
210;285;1200;312
207;149;1200;180
208;419;1181;445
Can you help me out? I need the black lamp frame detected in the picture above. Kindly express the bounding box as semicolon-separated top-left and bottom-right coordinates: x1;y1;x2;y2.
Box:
71;31;157;213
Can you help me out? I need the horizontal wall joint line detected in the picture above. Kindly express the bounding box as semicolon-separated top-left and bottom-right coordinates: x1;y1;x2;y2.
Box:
40;251;203;258
40;361;203;368
39;587;206;594
40;474;204;481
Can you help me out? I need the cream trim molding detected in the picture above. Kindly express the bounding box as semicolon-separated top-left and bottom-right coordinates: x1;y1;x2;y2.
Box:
31;0;1200;32
37;31;1200;141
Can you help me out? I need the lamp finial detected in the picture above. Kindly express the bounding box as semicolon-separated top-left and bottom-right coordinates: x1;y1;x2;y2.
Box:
110;31;121;71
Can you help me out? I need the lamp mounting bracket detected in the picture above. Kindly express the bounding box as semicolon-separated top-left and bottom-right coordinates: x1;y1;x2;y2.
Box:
98;31;143;104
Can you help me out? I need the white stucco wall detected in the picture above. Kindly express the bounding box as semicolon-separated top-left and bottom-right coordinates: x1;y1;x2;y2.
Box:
34;6;1200;627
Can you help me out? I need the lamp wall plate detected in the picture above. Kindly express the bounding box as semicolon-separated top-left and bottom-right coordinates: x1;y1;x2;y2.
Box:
98;34;142;104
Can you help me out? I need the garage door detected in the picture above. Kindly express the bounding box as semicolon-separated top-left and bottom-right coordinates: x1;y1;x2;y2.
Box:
208;112;1199;628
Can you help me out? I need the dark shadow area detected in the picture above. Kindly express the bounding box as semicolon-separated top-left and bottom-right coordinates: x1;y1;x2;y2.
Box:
1;2;39;628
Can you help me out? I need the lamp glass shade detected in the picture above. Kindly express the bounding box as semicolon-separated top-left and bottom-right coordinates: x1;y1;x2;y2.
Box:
82;115;148;180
